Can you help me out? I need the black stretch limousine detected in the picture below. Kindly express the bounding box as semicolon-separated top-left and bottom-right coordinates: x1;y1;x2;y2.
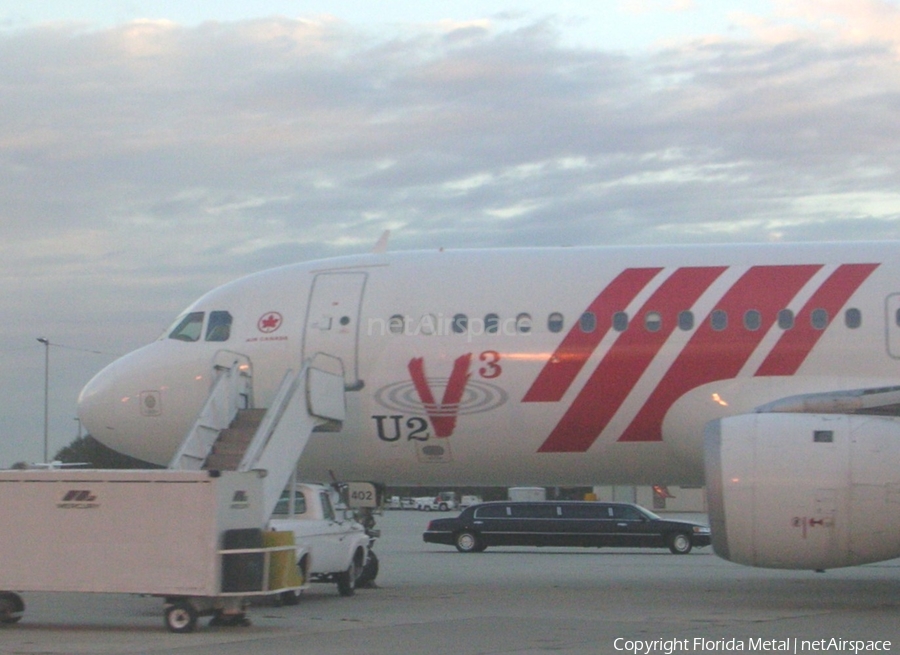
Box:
423;501;711;554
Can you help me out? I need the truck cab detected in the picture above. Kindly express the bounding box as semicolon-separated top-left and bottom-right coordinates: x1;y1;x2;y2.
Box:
268;483;370;596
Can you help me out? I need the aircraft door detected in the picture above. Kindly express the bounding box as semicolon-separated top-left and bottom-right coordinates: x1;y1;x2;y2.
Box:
303;272;368;390
886;294;900;358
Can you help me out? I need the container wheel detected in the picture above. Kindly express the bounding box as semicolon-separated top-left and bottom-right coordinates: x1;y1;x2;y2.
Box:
0;592;24;625
165;600;198;633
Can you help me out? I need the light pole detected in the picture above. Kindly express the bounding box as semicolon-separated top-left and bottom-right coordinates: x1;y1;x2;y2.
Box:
37;337;49;463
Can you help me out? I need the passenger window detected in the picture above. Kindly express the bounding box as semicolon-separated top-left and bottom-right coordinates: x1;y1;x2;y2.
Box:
452;314;468;334
579;312;596;333
547;312;564;333
612;311;629;332
205;311;232;342
293;491;308;515
562;504;605;519
711;310;727;331
645;312;662;332
516;313;532;334
845;308;862;329
678;311;694;331
388;314;405;335
272;493;289;516
485;313;500;334
743;310;761;331
168;312;204;342
778;309;794;330
514;504;558;519
419;314;437;336
613;506;643;520
474;504;509;518
271;490;307;516
811;309;829;330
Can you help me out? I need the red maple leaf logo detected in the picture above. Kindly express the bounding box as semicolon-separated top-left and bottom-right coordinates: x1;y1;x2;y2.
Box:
258;312;283;333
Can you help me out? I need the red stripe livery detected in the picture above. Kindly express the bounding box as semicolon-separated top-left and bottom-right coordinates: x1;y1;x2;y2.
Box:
537;267;726;452
522;268;662;403
529;263;878;452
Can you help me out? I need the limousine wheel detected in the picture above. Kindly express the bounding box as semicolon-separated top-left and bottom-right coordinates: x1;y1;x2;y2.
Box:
667;532;692;554
454;530;483;553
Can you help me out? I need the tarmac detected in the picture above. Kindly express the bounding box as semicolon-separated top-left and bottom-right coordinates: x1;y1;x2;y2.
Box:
2;510;899;654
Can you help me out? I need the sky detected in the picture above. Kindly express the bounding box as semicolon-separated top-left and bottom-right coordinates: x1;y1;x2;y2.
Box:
1;0;900;466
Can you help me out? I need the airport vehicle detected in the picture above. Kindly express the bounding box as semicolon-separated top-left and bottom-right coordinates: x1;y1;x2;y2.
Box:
268;483;370;597
422;501;711;554
0;469;309;632
459;495;482;508
388;496;416;509
508;487;547;502
415;491;459;511
77;240;900;571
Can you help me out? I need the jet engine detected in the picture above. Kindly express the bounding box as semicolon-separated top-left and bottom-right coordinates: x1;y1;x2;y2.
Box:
704;412;900;570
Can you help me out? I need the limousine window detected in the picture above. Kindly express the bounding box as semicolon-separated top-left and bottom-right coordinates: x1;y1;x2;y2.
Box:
510;504;559;519
612;505;644;520
474;504;510;518
561;504;610;519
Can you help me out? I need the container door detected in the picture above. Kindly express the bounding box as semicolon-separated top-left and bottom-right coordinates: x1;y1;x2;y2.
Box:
303;272;368;390
886;294;900;358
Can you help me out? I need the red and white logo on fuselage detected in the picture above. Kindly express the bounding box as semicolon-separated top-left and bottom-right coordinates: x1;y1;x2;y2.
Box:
372;352;508;441
525;263;878;452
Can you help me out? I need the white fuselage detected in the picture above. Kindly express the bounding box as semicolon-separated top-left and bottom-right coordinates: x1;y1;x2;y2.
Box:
77;242;898;487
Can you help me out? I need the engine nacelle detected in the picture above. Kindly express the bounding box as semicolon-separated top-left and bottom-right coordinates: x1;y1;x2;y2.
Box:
705;413;900;570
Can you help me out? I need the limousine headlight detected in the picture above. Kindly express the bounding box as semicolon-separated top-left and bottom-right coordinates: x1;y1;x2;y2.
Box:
693;526;711;534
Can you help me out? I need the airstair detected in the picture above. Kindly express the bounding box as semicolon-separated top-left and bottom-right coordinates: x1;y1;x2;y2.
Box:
169;353;346;517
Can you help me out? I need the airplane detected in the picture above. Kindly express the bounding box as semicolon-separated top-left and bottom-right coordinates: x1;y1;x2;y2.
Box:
77;239;900;572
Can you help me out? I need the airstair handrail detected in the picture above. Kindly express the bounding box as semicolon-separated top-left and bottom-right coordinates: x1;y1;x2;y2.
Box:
168;358;252;470
237;367;301;472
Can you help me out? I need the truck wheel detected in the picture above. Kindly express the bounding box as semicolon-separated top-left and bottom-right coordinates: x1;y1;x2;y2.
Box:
438;503;449;511
336;560;358;597
165;601;198;633
356;550;379;587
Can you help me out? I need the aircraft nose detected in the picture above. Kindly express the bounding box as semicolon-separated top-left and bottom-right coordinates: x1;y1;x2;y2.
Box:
77;353;136;453
77;341;209;466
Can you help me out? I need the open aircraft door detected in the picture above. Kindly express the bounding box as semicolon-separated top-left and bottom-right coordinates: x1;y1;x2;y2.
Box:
886;294;900;358
303;272;368;390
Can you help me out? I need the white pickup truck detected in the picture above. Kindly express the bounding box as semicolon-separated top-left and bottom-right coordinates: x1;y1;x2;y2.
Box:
414;491;459;511
268;483;371;599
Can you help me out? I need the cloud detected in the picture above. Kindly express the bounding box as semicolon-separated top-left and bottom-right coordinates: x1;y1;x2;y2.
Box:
1;12;900;464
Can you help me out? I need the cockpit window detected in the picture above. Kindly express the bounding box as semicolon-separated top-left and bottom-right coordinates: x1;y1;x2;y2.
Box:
168;312;204;342
206;311;232;342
